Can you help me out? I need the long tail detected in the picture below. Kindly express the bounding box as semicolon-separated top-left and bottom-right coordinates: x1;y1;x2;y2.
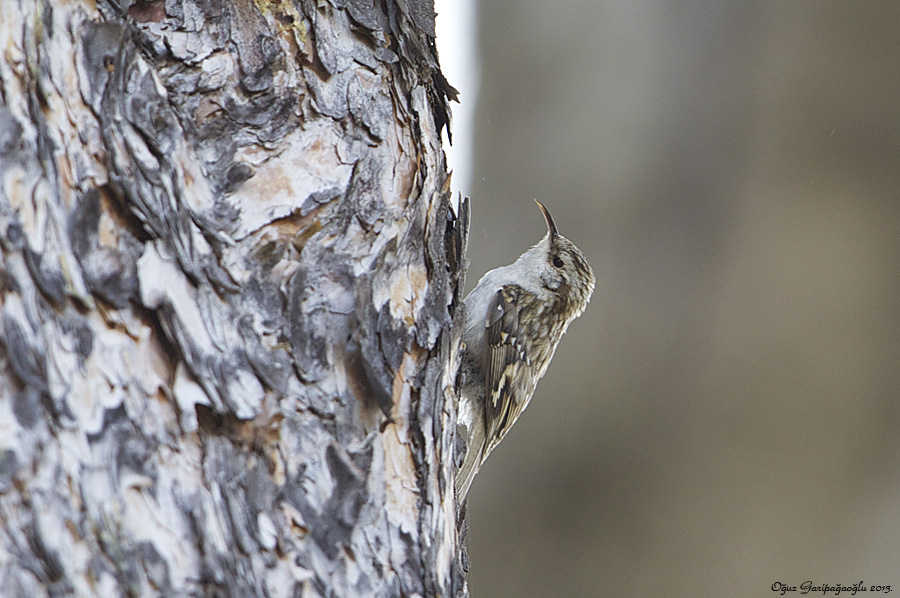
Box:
455;435;484;500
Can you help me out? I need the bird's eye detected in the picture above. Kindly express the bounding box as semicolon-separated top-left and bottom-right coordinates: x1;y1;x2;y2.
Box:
552;256;564;268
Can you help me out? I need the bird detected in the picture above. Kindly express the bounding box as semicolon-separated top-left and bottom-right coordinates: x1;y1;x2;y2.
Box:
456;200;595;500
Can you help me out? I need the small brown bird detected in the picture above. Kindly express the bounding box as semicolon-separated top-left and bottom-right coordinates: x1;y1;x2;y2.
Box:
456;200;595;499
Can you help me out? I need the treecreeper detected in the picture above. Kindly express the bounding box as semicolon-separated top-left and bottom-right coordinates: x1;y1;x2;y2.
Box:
456;200;595;499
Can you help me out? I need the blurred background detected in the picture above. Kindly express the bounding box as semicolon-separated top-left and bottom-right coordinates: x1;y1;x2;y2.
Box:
438;1;900;596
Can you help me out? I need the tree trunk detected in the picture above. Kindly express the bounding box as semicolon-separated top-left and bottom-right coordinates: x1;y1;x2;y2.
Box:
0;0;469;595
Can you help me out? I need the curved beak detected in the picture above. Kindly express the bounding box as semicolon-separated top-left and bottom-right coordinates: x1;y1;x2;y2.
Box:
534;199;559;240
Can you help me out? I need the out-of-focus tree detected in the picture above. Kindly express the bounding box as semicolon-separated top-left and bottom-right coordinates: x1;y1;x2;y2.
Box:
467;2;900;597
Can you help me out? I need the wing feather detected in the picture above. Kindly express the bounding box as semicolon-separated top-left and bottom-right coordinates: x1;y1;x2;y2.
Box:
483;285;537;455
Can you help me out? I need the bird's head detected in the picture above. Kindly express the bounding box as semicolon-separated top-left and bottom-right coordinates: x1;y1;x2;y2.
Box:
518;200;595;318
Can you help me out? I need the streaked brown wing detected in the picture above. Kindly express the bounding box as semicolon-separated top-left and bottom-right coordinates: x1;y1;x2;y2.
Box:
483;285;535;452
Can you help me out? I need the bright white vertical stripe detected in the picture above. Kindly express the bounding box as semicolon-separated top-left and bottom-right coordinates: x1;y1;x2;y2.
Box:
435;0;479;202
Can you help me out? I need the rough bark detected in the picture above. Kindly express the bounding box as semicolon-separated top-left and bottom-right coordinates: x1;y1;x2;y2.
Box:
0;0;469;595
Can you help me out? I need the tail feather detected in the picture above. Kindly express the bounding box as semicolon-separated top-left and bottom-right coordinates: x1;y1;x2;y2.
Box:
455;441;483;500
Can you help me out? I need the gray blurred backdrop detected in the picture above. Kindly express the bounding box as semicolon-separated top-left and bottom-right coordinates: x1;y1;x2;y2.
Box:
460;1;900;596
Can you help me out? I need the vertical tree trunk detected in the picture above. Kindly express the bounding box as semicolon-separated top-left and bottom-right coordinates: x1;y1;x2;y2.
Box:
0;0;469;595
